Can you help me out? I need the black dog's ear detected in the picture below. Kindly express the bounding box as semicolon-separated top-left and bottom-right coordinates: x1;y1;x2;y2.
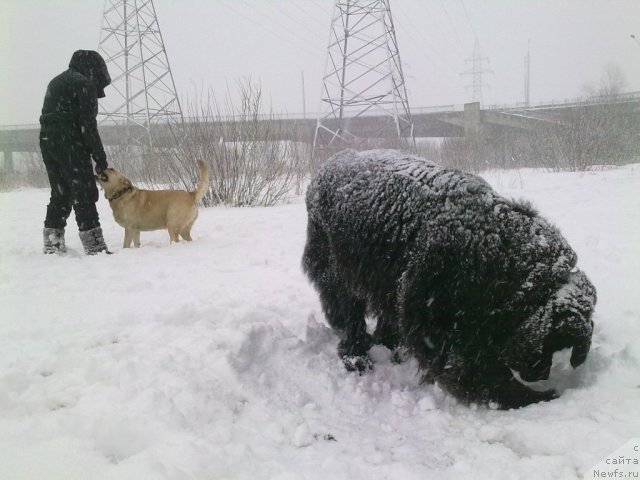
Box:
547;270;596;368
502;310;553;382
544;312;593;368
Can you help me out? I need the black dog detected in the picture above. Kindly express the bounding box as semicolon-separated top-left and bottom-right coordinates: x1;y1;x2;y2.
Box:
302;149;596;409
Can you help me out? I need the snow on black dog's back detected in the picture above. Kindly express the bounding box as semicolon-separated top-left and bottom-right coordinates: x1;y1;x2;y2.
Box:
302;149;596;409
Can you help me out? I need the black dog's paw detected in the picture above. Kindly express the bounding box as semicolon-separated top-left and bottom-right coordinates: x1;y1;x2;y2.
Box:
337;334;373;372
391;347;411;364
342;354;373;374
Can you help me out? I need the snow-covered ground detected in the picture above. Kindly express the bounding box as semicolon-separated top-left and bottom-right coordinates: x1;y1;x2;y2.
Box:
1;164;639;480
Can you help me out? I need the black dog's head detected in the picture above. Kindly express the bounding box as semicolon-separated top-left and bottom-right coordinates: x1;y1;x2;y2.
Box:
503;269;597;382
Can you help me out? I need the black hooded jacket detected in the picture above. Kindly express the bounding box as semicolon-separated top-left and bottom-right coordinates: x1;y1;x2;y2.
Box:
40;50;111;168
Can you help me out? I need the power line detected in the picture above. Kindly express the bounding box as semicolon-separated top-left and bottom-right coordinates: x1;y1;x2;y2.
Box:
392;2;462;80
392;3;439;70
458;0;478;41
217;1;323;59
238;0;326;53
416;1;464;53
287;0;333;39
439;0;465;47
262;0;328;46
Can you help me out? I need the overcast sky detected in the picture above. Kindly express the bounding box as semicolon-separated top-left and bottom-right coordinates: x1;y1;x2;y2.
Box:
1;0;639;126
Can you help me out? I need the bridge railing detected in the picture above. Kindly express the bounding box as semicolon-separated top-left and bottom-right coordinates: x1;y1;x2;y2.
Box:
2;91;638;130
411;104;465;114
486;90;640;113
0;123;40;131
107;102;468;125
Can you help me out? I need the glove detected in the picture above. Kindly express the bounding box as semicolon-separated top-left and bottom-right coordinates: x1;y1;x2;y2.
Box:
92;151;108;173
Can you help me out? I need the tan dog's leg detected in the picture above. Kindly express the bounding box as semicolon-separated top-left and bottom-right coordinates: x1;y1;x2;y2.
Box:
180;211;197;242
123;228;134;248
168;223;181;243
180;221;194;241
133;230;141;248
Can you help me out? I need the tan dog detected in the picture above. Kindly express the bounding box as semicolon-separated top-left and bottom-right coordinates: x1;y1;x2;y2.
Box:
95;160;209;248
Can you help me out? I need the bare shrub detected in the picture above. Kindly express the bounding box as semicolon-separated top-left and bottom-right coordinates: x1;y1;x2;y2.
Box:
413;139;442;163
434;136;507;173
507;98;639;172
171;80;310;207
429;94;639;174
107;142;176;188
0;152;48;191
500;70;639;172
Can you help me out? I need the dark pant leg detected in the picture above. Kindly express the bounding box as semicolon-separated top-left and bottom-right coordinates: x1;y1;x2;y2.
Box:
40;132;100;232
40;133;72;229
69;147;100;231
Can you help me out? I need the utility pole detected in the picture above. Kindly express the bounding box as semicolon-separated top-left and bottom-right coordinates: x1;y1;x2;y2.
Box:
461;38;492;104
98;0;183;147
524;39;531;107
314;0;414;149
301;71;306;118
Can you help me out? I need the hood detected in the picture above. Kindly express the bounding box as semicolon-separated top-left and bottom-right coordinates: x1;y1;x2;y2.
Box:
69;50;111;98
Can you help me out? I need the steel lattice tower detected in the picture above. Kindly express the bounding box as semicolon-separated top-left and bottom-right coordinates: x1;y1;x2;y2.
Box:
97;0;183;145
461;38;492;104
314;0;413;148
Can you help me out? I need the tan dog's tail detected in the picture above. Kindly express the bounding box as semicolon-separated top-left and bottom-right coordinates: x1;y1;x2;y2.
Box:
192;160;209;204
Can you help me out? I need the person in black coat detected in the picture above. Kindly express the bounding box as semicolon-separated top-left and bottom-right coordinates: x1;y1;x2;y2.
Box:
40;50;112;255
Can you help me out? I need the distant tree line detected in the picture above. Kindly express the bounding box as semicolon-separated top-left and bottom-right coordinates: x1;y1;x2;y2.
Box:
422;64;639;172
425;96;639;173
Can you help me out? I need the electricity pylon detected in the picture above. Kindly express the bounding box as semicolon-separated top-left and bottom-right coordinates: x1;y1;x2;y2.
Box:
461;38;492;104
314;0;414;148
97;0;183;146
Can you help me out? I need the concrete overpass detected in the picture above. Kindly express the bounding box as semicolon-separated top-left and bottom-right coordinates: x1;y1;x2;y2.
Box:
2;92;639;171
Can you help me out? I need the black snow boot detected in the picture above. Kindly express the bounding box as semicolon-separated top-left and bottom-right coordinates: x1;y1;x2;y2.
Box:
79;227;112;255
43;227;67;254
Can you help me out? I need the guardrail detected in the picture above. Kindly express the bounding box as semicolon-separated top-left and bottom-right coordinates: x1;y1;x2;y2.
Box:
2;91;638;130
2;91;639;129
